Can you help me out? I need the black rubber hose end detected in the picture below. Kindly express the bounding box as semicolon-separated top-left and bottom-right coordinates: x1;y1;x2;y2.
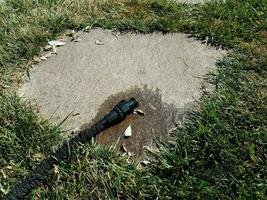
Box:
99;97;139;129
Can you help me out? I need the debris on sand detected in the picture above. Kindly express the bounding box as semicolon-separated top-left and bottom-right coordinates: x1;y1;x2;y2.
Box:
95;40;106;45
124;125;132;138
48;40;66;47
133;109;146;116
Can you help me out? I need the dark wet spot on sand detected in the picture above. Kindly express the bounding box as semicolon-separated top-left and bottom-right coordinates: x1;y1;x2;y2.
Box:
80;86;193;157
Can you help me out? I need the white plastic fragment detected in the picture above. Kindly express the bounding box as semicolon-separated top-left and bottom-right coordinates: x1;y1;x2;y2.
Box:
48;40;66;47
124;125;132;137
95;40;106;45
133;109;145;116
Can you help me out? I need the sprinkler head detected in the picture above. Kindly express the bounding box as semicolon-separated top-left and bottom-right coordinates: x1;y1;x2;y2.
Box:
99;97;139;129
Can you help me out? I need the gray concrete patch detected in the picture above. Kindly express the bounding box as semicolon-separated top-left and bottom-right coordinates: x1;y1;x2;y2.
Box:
19;29;223;155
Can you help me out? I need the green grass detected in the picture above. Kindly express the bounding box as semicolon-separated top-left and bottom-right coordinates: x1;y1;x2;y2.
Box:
0;0;267;199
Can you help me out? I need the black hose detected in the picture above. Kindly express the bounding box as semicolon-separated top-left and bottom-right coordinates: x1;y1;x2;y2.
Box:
3;98;139;200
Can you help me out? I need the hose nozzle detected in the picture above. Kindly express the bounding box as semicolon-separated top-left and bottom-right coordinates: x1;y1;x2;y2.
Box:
99;97;139;129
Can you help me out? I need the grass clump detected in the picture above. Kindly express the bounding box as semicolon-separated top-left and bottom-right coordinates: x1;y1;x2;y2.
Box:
33;145;147;199
0;0;266;199
0;91;61;195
